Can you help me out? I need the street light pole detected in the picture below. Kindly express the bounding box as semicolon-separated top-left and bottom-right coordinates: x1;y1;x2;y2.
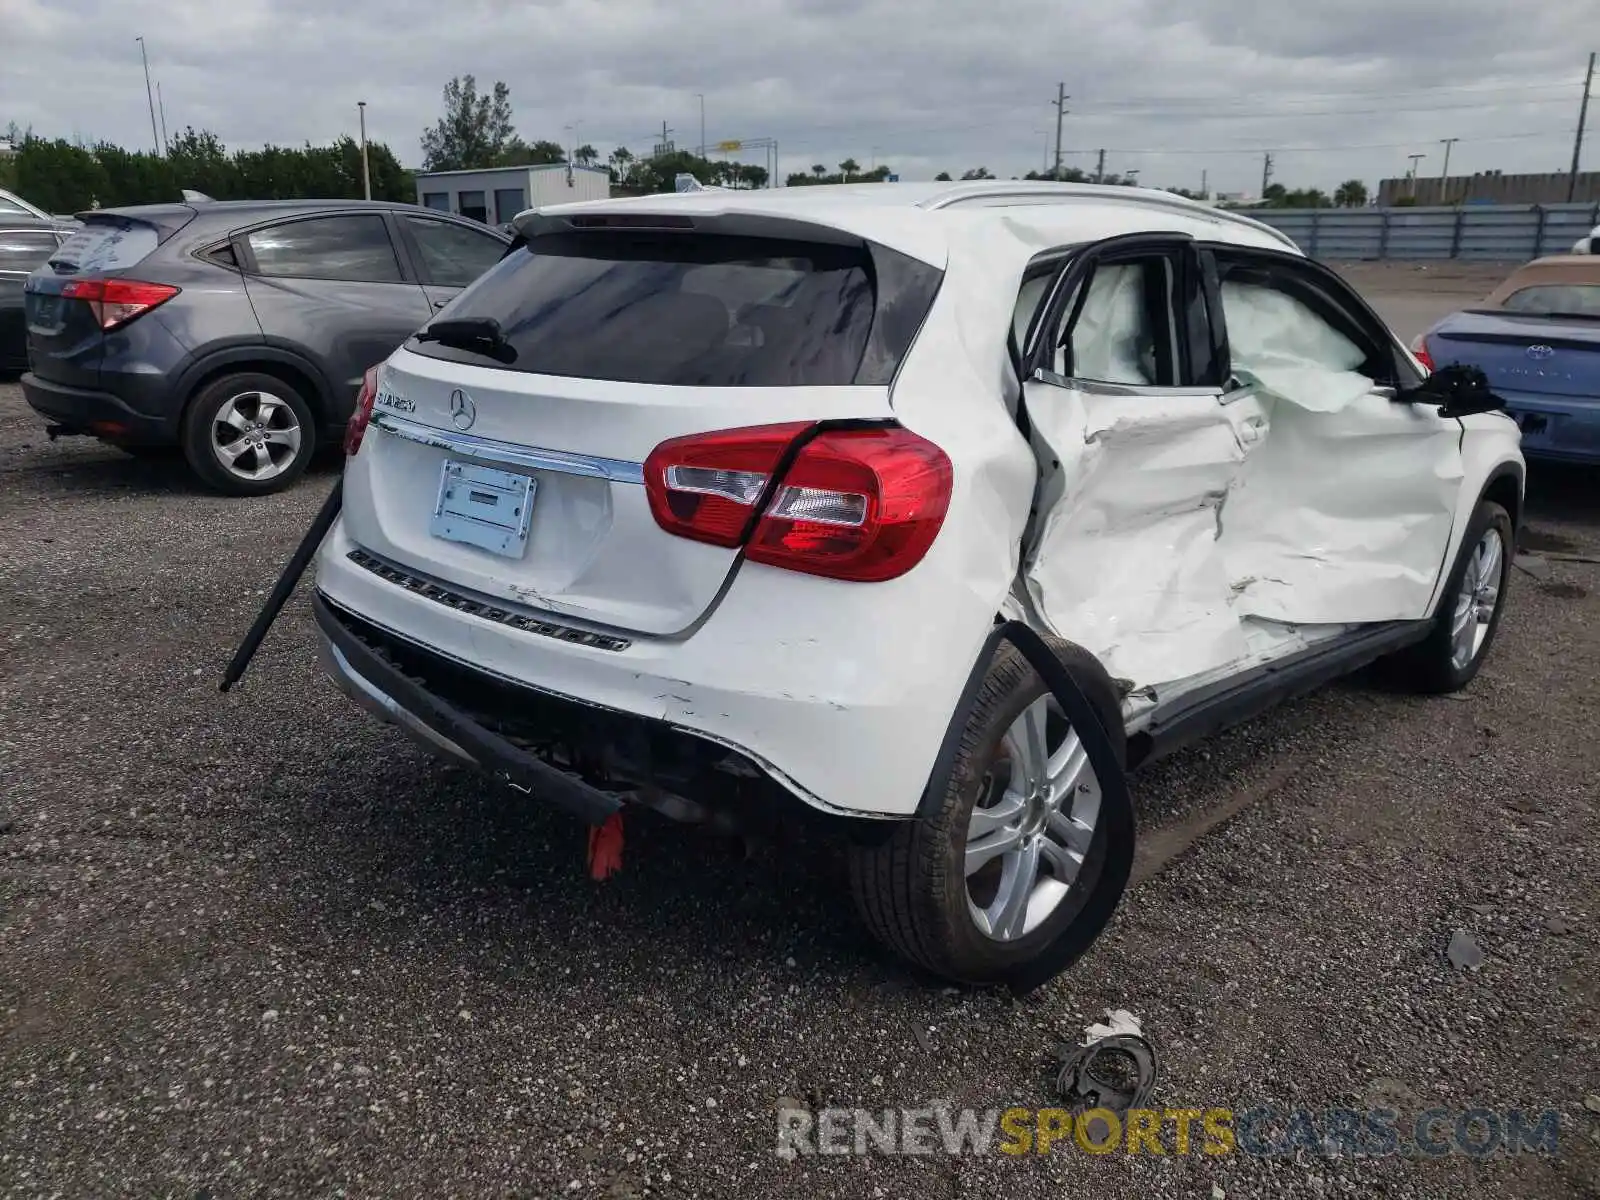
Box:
357;101;371;200
696;94;706;158
135;36;160;155
1406;153;1426;198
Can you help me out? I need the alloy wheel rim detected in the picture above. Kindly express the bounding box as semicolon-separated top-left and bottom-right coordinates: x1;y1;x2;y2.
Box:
965;694;1102;942
1449;526;1504;672
211;391;302;482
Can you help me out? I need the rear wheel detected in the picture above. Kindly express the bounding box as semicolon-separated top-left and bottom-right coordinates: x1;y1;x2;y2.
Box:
848;638;1133;987
1381;498;1512;693
181;372;317;497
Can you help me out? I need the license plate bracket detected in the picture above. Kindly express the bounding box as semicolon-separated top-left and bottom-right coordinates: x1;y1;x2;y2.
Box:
430;460;536;559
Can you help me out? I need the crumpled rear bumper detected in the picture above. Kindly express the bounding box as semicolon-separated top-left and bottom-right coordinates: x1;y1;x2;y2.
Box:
313;591;624;825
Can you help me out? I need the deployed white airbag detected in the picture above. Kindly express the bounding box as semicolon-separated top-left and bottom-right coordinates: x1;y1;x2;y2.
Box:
1220;281;1372;413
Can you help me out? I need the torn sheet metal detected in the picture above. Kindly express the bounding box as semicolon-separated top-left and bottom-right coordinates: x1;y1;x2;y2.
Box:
1016;264;1464;693
1022;387;1263;687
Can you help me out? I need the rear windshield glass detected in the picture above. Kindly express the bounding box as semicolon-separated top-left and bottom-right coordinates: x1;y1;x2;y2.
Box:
47;220;158;275
408;231;878;387
1500;284;1600;318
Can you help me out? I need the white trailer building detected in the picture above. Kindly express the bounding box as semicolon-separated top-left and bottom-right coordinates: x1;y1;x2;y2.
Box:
413;164;611;225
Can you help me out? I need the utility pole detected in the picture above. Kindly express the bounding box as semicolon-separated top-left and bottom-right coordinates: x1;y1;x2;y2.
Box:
696;93;705;158
1406;153;1425;198
1261;151;1274;197
357;101;371;200
156;82;169;155
1051;83;1068;180
1569;51;1595;203
1201;168;1208;200
135;36;160;156
1439;137;1458;180
1095;148;1106;183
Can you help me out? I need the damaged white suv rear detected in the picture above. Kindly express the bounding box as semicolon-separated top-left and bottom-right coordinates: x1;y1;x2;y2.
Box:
285;182;1523;991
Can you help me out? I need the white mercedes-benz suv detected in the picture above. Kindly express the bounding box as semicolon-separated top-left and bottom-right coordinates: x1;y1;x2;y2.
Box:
247;181;1523;991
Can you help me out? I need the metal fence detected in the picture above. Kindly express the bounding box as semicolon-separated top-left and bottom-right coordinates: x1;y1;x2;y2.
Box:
1246;202;1600;261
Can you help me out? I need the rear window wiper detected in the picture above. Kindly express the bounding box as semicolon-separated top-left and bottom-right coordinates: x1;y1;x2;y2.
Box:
414;316;518;364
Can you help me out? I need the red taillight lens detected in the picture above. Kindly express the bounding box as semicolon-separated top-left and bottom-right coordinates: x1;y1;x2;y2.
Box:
644;423;954;582
1409;334;1434;373
344;366;381;456
61;278;179;330
644;422;810;547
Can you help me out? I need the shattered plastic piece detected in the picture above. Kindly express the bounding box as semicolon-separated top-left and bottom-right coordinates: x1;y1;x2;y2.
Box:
1447;927;1483;971
1082;1008;1143;1044
587;813;625;881
1056;1010;1159;1116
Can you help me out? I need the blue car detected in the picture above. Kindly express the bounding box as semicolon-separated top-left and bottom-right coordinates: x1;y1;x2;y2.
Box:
1414;255;1600;464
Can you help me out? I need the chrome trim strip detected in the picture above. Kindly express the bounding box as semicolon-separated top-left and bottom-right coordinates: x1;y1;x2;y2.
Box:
346;548;633;652
373;412;646;485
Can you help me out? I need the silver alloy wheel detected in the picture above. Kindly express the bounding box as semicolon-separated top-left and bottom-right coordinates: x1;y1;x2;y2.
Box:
211;390;302;483
1450;526;1505;672
965;694;1102;942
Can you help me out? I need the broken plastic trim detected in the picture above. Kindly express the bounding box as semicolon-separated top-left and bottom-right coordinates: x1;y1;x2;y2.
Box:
919;621;1136;997
1056;1033;1161;1117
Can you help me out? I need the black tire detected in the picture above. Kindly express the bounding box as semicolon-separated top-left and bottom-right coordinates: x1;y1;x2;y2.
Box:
181;372;318;497
1380;498;1513;694
848;636;1134;989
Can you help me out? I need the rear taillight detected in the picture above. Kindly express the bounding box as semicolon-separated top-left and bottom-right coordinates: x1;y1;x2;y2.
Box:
60;278;179;331
1409;333;1434;373
644;423;954;582
344;366;381;456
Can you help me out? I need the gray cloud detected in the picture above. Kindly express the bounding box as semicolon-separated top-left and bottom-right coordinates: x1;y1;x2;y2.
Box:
3;0;1592;196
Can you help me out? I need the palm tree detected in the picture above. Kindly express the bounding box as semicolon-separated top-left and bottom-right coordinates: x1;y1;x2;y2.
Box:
1333;178;1368;208
811;164;827;178
839;158;860;181
573;144;599;167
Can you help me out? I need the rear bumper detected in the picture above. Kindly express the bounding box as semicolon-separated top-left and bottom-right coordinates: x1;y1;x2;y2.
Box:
20;372;172;444
1502;393;1600;465
313;591;623;825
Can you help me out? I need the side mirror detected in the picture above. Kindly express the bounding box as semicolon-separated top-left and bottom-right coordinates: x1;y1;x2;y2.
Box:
1394;362;1507;420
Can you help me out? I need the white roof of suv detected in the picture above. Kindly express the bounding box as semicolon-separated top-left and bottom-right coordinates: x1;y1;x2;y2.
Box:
516;180;1300;268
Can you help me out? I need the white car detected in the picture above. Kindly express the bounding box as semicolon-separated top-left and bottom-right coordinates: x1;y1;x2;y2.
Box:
272;181;1523;990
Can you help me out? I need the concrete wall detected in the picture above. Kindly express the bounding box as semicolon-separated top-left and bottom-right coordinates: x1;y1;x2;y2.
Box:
1246;202;1600;261
1377;172;1600;207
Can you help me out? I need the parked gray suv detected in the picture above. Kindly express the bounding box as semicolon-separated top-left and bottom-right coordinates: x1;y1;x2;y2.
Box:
21;200;510;495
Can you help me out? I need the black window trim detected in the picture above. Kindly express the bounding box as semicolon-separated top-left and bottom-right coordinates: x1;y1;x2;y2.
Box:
1021;232;1220;392
1197;242;1422;391
392;211;511;289
231;209;414;285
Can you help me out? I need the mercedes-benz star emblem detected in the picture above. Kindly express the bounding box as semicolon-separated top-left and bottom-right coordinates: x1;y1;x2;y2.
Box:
1526;344;1555;361
448;388;477;431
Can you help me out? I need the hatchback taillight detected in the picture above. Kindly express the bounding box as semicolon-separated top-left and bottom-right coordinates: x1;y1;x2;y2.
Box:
344;366;381;456
643;423;954;582
61;278;179;331
1409;333;1434;373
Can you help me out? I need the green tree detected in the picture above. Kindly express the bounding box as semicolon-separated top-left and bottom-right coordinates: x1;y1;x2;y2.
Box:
607;146;635;186
419;75;517;171
500;138;565;166
811;164;827;178
838;158;860;181
933;171;952;181
1333;178;1368;208
573;144;599;167
960;167;994;180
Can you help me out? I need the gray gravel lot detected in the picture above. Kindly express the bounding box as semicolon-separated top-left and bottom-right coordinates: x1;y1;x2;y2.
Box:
3;266;1598;1198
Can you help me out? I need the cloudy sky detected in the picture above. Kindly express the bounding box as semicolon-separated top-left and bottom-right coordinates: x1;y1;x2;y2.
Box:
4;0;1593;196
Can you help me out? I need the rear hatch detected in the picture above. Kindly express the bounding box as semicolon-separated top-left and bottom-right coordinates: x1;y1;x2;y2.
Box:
1426;309;1600;401
23;207;194;388
342;220;943;636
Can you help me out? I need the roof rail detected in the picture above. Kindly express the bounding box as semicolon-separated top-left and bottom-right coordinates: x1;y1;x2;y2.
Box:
918;181;1300;252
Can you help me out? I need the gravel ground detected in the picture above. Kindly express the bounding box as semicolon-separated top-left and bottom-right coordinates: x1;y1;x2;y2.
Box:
2;281;1598;1199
